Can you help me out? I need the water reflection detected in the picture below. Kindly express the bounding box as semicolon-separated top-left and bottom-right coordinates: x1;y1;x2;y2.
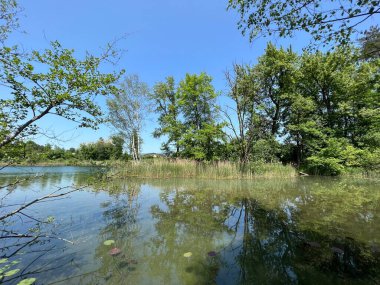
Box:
1;169;380;284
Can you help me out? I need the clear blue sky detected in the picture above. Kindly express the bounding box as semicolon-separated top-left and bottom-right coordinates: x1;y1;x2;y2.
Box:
7;0;332;152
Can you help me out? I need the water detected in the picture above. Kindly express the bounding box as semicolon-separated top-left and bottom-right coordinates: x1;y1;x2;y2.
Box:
1;167;380;284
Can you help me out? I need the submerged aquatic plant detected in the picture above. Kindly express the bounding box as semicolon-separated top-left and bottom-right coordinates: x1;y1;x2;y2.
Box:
109;247;122;256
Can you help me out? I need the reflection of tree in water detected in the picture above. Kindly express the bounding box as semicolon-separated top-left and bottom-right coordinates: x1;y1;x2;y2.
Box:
91;180;142;284
225;199;380;284
148;185;232;284
146;179;380;285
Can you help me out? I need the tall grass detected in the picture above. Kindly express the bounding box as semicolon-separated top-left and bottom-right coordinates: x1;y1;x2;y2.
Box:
112;158;297;179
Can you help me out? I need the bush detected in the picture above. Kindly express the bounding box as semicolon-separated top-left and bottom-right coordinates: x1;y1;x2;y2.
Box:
306;156;344;176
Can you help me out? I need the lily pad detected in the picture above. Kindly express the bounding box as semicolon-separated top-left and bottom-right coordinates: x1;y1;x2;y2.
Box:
4;268;20;277
108;247;122;256
17;278;37;285
183;252;192;258
103;240;115;246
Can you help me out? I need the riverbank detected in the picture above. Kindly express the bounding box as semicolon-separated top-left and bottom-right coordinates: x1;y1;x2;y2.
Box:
2;158;378;179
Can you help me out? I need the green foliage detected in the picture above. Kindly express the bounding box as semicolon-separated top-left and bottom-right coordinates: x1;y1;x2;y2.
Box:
78;136;125;161
0;40;122;149
151;73;225;161
227;0;380;48
305;138;365;175
0;258;23;283
17;278;37;285
224;43;379;175
151;76;183;156
0;0;19;42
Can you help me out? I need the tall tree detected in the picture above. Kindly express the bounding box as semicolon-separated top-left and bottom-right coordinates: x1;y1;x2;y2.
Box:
224;63;258;165
177;73;226;161
227;0;380;47
107;74;150;161
254;43;298;137
151;77;183;156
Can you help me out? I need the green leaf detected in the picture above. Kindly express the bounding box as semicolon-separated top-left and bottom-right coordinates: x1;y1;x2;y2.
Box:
17;278;37;285
183;252;192;257
103;240;115;246
0;258;8;264
4;268;20;277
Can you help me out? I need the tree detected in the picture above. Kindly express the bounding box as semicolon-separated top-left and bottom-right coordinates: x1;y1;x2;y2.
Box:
107;74;150;161
253;43;298;137
224;63;258;165
0;41;122;149
227;0;380;47
151;77;183;156
176;73;226;161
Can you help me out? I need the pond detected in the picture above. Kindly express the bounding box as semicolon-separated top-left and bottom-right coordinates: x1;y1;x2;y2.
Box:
1;166;380;284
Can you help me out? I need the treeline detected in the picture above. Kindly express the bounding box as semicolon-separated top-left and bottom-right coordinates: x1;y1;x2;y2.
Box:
144;44;379;175
0;136;126;164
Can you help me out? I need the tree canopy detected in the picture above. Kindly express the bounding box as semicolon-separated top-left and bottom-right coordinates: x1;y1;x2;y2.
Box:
227;0;380;47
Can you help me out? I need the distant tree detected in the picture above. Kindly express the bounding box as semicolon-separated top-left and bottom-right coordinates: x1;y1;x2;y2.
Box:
107;74;150;161
227;0;380;47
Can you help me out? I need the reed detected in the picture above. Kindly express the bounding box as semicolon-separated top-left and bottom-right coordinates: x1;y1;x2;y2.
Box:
112;158;297;179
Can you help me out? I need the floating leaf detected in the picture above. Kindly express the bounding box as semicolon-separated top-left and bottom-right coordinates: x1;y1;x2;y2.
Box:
4;268;20;277
17;278;37;285
0;258;8;264
103;240;115;246
183;252;192;258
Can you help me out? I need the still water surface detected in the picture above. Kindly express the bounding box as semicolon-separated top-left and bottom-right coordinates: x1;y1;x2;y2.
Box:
1;166;380;284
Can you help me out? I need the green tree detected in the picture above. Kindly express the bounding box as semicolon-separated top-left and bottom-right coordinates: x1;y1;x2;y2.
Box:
177;73;225;161
151;77;183;156
0;41;122;149
253;43;298;137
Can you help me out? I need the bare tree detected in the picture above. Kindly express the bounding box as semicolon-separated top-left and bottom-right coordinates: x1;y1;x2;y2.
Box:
224;64;258;167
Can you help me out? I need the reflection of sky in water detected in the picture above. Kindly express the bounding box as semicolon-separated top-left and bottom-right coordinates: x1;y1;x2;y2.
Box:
1;167;380;284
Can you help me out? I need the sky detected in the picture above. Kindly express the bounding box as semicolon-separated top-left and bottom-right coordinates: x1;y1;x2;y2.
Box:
6;0;375;153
